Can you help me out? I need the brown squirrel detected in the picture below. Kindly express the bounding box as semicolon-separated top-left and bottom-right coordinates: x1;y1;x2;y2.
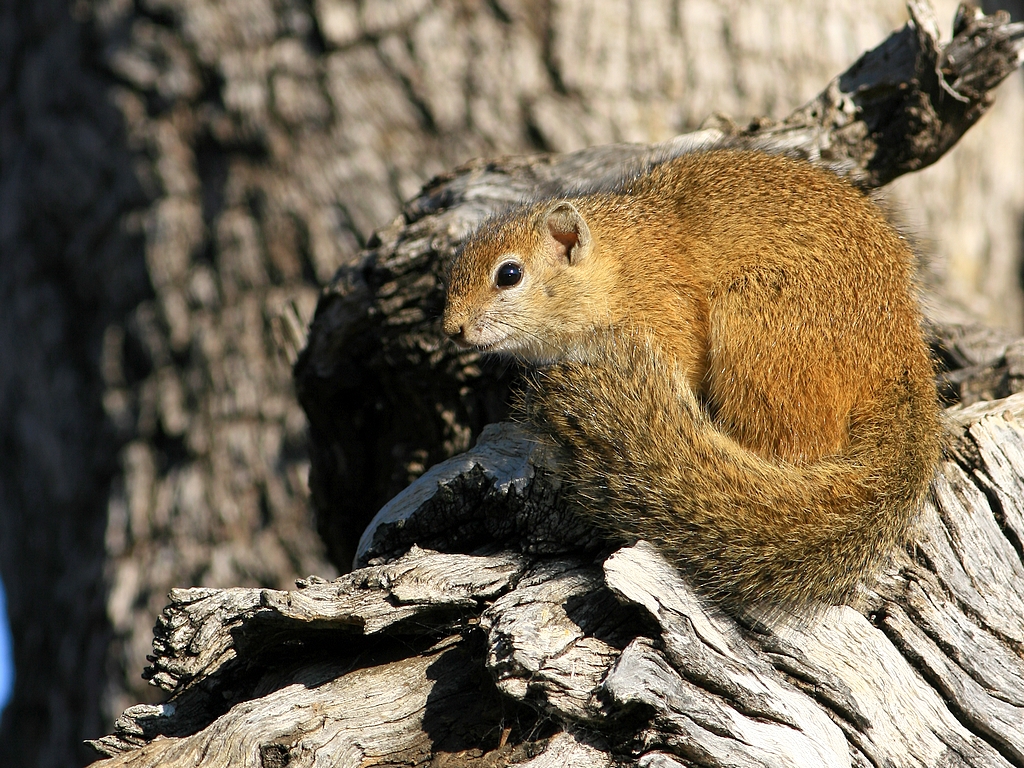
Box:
442;149;942;611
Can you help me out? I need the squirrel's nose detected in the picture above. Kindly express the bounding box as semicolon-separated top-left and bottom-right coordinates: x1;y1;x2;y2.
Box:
441;315;467;344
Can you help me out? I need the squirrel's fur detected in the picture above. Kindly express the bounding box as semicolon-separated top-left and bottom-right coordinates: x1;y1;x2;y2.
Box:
442;149;942;611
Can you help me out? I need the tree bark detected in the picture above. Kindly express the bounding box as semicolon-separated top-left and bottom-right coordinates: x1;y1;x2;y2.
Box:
88;393;1024;767
84;5;1024;766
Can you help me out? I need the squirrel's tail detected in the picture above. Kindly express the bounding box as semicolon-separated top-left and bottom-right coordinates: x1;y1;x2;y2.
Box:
523;331;942;611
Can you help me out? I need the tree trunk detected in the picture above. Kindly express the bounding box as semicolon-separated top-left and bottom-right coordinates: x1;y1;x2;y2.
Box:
83;5;1024;766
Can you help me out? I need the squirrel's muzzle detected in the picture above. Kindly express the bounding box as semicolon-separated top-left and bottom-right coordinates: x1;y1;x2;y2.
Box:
441;312;470;347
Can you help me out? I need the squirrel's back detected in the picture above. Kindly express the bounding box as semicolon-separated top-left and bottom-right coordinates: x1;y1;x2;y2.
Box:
444;149;942;611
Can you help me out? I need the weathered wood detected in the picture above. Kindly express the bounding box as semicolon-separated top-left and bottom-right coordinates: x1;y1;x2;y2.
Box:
92;634;536;767
141;546;528;694
92;400;1024;766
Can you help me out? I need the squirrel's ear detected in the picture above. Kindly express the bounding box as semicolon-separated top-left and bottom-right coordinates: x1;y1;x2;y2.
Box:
538;201;592;266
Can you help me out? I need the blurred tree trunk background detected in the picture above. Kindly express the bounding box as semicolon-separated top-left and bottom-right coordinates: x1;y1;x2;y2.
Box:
1;1;1022;766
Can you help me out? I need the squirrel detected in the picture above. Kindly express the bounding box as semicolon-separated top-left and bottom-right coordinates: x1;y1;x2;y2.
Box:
442;148;942;611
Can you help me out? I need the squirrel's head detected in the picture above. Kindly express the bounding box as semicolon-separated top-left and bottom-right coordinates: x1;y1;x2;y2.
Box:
442;200;599;363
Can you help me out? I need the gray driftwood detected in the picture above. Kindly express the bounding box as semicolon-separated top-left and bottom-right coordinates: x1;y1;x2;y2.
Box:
90;4;1024;767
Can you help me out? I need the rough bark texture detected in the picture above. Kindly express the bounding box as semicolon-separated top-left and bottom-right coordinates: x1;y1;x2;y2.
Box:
81;4;1024;767
88;399;1024;767
2;1;1024;767
0;4;153;764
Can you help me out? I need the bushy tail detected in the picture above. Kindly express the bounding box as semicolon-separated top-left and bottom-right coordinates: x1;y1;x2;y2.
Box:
522;332;942;612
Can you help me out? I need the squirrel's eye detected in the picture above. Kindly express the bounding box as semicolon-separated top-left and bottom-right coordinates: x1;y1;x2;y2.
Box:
495;261;523;288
